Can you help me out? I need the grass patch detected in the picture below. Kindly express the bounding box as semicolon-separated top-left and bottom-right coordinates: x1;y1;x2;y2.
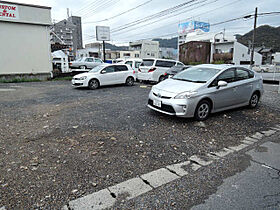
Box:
0;78;41;83
52;76;73;81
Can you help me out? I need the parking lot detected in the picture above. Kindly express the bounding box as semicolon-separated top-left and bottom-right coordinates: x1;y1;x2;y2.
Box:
0;81;280;209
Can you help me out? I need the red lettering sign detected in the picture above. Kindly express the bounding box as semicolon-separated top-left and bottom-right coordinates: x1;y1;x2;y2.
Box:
0;3;19;20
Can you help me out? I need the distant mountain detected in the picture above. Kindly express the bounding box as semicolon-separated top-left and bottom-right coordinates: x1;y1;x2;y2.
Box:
238;25;280;52
153;37;178;49
105;43;129;51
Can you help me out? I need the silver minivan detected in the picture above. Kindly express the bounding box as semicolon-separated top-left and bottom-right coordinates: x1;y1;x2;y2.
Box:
138;58;184;83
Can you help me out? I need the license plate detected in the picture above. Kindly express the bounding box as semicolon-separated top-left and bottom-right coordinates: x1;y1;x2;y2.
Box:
153;99;161;108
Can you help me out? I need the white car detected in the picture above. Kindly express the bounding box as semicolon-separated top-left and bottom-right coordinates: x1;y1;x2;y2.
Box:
72;64;136;89
70;57;104;70
124;58;143;79
138;58;184;83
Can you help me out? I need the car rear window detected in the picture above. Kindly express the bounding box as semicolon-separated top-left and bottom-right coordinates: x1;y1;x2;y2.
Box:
155;60;176;68
141;59;154;66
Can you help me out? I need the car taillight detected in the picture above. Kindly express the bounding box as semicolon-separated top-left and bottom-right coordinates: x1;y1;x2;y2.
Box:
69;63;72;66
133;70;135;74
148;67;156;72
164;72;167;76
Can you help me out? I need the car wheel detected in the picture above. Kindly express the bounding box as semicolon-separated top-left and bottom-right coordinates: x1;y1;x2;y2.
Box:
126;77;134;86
80;65;86;70
249;92;259;108
158;75;165;83
195;100;211;121
88;79;99;90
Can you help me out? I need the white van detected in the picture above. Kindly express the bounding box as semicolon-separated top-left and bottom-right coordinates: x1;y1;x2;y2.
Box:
138;58;184;82
124;58;143;79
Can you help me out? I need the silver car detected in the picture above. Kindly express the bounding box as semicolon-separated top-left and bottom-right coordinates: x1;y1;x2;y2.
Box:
147;64;264;121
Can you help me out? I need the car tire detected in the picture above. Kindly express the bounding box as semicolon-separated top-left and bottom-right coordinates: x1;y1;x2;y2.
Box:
126;77;134;86
249;92;259;108
158;75;165;83
194;100;211;121
80;65;86;70
88;79;99;90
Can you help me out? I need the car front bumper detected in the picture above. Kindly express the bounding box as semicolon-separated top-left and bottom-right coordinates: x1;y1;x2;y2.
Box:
147;91;197;118
71;79;88;87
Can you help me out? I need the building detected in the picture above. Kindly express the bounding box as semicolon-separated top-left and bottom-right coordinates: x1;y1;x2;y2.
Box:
0;1;52;80
51;16;83;60
255;47;274;64
77;48;101;59
129;40;159;58
179;32;262;66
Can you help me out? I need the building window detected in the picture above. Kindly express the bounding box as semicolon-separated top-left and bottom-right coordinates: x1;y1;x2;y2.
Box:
151;53;155;57
124;53;131;57
135;54;140;58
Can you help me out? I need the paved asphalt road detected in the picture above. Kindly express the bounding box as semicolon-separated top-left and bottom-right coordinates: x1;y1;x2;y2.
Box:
0;81;279;209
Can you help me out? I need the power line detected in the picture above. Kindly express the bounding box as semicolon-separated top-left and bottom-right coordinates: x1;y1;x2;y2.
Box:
112;0;217;36
82;0;120;19
74;0;103;15
110;0;203;33
84;0;153;24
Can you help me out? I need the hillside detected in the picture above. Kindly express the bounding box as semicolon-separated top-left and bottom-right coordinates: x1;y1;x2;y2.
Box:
153;37;178;49
238;25;280;52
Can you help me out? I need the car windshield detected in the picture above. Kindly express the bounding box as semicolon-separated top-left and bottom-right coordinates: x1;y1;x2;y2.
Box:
140;59;154;66
172;67;220;83
89;65;106;73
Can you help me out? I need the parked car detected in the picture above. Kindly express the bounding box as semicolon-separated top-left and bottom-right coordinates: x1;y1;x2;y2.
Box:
70;57;104;70
164;65;191;80
124;58;143;79
72;64;136;90
138;58;184;83
147;64;264;121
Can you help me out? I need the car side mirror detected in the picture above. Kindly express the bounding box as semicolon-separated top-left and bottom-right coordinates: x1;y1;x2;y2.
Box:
217;81;227;89
101;70;106;74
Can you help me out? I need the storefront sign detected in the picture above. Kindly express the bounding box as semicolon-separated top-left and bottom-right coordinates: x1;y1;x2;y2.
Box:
0;3;19;20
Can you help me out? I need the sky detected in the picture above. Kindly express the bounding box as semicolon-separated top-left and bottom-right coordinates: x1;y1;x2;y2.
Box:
7;0;280;46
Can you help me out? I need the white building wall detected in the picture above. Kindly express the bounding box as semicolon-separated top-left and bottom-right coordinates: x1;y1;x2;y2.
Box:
0;21;52;75
0;1;52;78
129;40;159;59
233;42;262;66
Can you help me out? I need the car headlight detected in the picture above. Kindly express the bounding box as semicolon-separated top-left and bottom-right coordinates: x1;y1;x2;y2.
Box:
79;76;87;80
174;91;197;99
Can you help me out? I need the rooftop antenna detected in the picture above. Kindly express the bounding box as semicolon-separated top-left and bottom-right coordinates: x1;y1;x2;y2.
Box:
67;8;70;18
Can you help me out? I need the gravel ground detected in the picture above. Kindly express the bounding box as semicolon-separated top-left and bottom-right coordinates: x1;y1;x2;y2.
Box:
0;81;279;209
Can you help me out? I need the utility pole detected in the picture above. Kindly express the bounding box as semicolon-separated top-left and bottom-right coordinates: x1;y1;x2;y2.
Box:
103;41;106;62
250;7;258;68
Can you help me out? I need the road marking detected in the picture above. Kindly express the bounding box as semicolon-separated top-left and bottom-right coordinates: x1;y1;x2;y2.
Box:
140;168;179;188
261;130;276;137
166;161;190;176
228;144;248;152
189;155;213;166
68;189;116;210
206;153;220;160
211;148;233;158
108;177;152;200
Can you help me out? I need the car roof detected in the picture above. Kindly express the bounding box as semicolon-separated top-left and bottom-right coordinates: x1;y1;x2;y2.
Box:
125;58;143;62
195;64;234;70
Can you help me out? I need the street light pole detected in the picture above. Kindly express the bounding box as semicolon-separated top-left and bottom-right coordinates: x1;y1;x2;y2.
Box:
250;7;258;68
